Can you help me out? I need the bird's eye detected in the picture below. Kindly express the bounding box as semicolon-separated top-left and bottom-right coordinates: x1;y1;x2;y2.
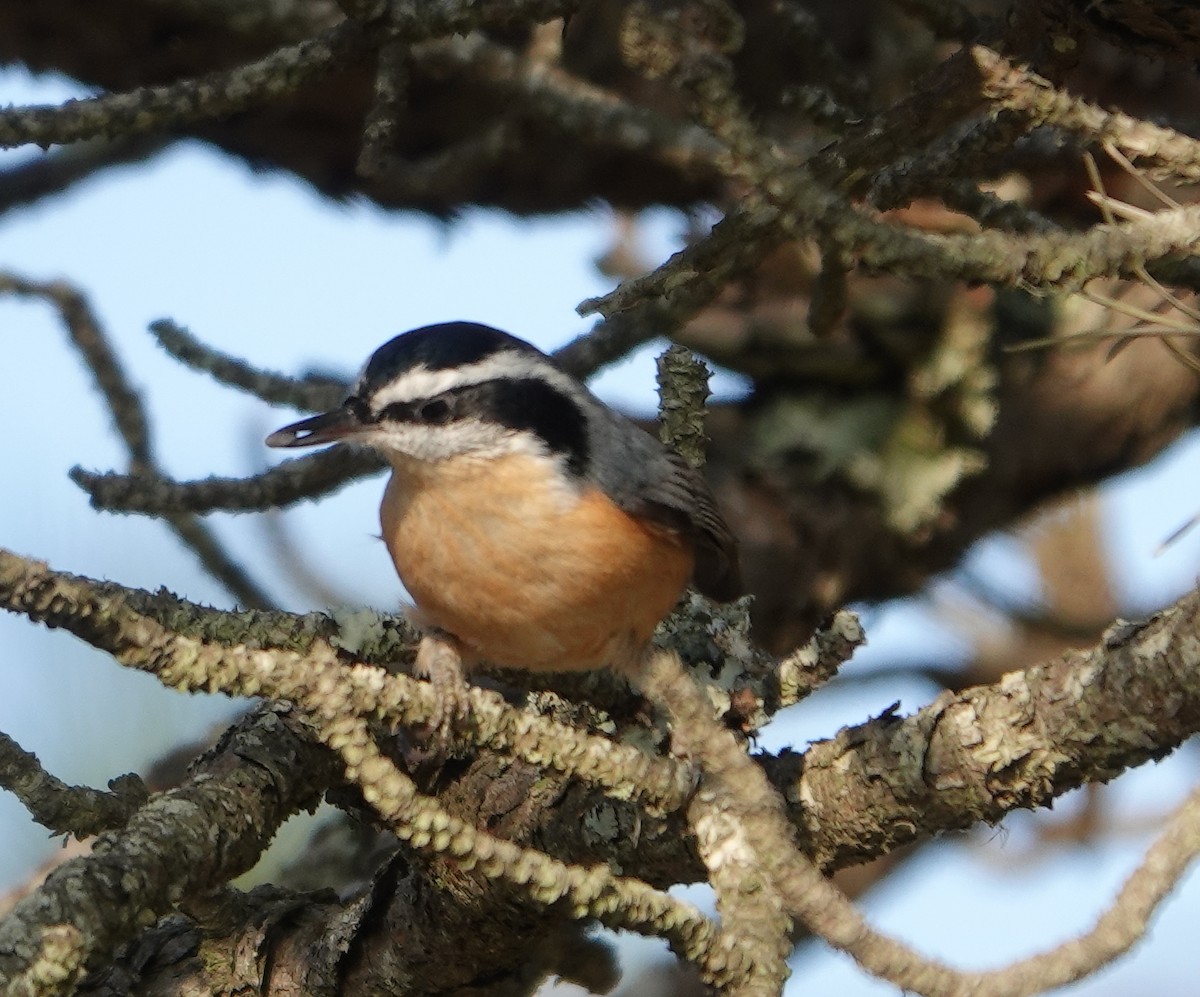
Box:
419;398;451;424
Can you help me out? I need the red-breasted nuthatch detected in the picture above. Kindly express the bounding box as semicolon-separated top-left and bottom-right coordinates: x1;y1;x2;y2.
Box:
266;322;738;705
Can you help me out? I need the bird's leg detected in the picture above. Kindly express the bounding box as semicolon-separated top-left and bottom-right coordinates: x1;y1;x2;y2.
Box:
414;628;473;737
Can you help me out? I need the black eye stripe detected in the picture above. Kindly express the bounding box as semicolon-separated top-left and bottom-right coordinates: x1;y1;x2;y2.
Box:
346;395;374;422
378;400;419;422
378;396;456;423
371;379;589;475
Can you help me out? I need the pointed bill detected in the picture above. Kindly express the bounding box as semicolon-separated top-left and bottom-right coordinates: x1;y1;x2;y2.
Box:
265;406;362;448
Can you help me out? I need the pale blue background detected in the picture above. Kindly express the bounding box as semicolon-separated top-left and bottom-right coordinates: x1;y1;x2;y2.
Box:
4;66;1200;995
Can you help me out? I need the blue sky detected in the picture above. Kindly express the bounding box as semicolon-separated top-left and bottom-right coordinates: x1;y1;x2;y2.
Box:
4;64;1200;995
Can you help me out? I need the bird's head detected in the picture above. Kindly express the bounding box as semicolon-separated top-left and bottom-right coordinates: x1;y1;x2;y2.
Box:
266;322;590;474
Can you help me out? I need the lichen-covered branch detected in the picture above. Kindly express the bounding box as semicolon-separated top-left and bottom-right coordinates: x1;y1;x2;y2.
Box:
642;637;1200;997
70;448;384;515
0;706;337;988
0;22;370;150
637;649;793;996
4;535;1200;991
573;33;1200;355
148;319;346;412
0;731;147;839
767;782;1200;997
323;711;722;973
0;0;584;152
0;548;726;986
9;3;1200;993
4;548;1200;887
973;45;1200;184
0;549;694;814
790;595;1200;870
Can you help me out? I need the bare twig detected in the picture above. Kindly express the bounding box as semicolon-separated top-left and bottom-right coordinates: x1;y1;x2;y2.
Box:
71;447;384;515
0;731;148;839
0;22;371;150
0;136;169;218
0;0;584;151
0;273;275;608
148;319;346;411
973;46;1200;184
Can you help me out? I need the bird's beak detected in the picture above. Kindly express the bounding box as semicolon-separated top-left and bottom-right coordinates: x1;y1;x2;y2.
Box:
265;406;363;449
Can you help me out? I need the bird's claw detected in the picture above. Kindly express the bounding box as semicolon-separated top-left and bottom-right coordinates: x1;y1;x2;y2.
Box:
414;632;472;743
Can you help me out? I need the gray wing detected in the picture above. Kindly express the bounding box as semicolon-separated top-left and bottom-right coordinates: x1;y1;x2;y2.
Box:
586;405;741;602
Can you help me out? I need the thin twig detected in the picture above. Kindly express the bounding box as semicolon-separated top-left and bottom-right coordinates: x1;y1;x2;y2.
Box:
0;136;169;218
974;45;1200;184
149;319;346;411
0;273;276;608
0;22;370;149
0;0;585;151
71;447;384;515
0;731;148;838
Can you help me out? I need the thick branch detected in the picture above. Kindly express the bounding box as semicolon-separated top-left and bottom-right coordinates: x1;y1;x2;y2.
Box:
0;706;337;987
4;548;1200;879
788;592;1200;869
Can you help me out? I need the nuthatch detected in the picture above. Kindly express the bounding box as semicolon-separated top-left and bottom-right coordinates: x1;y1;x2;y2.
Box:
267;322;738;714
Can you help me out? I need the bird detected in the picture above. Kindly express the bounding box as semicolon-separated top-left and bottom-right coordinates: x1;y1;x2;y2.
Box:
266;321;739;720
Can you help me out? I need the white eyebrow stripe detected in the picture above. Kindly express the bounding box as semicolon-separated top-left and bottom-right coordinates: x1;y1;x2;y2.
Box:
364;350;579;411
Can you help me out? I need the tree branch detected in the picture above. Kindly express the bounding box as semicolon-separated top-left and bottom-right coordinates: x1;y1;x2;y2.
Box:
0;706;337;988
0;272;275;609
0;732;147;839
3;548;1200;880
0;22;370;150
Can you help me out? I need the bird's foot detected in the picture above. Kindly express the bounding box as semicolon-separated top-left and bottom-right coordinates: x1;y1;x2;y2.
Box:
414;631;472;742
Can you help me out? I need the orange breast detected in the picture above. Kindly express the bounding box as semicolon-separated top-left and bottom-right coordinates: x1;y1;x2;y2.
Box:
379;451;693;673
